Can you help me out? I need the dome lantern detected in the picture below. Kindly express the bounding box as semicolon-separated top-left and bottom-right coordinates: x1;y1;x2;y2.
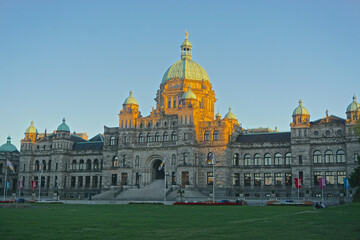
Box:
291;99;310;127
181;31;192;60
224;107;236;120
123;90;138;105
57;118;70;132
181;84;197;100
346;94;360;123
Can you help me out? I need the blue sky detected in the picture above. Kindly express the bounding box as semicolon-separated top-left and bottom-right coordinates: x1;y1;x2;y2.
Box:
1;0;359;149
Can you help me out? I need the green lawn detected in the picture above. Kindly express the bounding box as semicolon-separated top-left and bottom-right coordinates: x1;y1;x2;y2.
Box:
0;203;359;240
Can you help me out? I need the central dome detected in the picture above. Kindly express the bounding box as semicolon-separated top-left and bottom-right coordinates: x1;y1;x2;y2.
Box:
162;32;210;84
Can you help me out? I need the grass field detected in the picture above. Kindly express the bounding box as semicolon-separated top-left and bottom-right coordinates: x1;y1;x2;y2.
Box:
0;203;359;240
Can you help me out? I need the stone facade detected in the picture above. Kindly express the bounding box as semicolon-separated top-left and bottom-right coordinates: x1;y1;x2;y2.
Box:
15;34;360;200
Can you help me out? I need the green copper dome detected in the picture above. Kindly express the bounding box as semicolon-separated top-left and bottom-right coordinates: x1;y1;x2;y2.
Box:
292;99;309;116
57;118;70;132
162;32;210;84
224;107;237;120
25;121;38;134
0;136;18;152
181;85;197;100
346;95;360;112
123;91;138;105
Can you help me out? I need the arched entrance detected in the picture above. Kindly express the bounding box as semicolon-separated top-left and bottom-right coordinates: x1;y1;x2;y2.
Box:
153;160;164;179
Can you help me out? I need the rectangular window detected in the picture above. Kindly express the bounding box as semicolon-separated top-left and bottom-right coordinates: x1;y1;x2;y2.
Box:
314;171;321;186
78;176;83;187
285;154;291;165
285;173;292;186
244;173;251;186
85;176;90;187
299;155;303;165
254;156;261;166
337;171;346;185
264;173;272;186
111;174;117;186
233;173;240;186
275;173;282;186
92;176;98;187
354;153;359;163
254;173;261;186
47;176;50;188
41;176;45;188
244;157;251;166
71;176;76;188
207;172;213;185
264;156;271;165
325;171;334;185
34;176;39;188
172;172;176;185
121;173;128;186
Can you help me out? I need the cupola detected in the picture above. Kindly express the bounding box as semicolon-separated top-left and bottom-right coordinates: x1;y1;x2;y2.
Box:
291;99;310;127
123;90;138;105
224;107;236;120
0;136;18;152
346;94;360;123
57;118;70;132
24;121;38;142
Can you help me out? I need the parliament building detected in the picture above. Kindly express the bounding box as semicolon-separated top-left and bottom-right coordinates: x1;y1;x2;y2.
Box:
3;33;359;200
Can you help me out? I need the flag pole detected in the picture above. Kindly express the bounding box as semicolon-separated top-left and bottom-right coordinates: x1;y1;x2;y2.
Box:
38;171;41;202
164;163;166;205
3;162;7;201
213;155;215;203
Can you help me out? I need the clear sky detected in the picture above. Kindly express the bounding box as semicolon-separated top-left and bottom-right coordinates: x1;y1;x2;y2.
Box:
1;0;359;149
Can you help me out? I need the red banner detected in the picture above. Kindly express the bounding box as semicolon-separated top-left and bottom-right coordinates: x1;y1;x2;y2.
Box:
318;178;326;189
32;181;36;189
295;178;302;189
19;181;23;189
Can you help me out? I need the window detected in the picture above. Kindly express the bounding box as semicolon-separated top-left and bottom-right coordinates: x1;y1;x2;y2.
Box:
254;173;261;186
264;154;271;165
121;173;128;186
113;156;118;167
233;153;239;166
172;172;176;185
79;160;84;170
163;132;168;141
254;154;261;166
337;171;346;185
207;172;214;185
275;173;282;186
213;131;219;141
155;132;160;142
110;136;116;146
274;153;282;165
86;160;91;170
354;153;359;163
135;156;139;167
244;154;251;166
244;173;251;186
78;176;83;187
147;133;152;142
92;176;98;187
47;176;50;188
42;160;46;171
35;160;39;171
171;131;178;141
325;150;334;163
285;173;292;186
314;171;322;185
171;154;176;165
183;153;188;165
299;155;303;165
233;173;240;186
138;133;144;143
336;150;345;163
207;152;214;165
72;160;77;170
111;174;117;186
48;160;52;171
204;131;210;141
85;176;90;187
94;159;99;170
71;177;76;187
122;155;126;167
313;151;322;164
325;130;330;136
264;173;272;186
325;171;334;185
314;131;319;136
337;129;342;135
123;135;127;143
285;153;292;165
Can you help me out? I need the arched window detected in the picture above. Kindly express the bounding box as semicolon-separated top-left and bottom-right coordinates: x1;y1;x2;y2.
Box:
147;133;152;142
35;160;40;171
163;132;168;141
285;153;292;165
42;160;46;171
171;131;178;141
113;156;118;167
94;159;99;170
72;160;77;170
204;131;210;141
254;154;261;165
183;153;188;165
155;132;160;142
325;150;334;163
336;150;345;163
244;154;251;166
48;160;52;171
135;156;139;167
171;154;176;165
233;153;239;166
213;131;219;141
86;159;92;170
123;135;127;143
138;133;144;143
264;153;272;165
313;151;321;164
110;136;116;146
79;160;84;170
274;153;282;165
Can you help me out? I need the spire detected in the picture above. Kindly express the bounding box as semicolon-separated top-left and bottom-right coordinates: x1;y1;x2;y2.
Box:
326;109;329;118
62;118;66;123
7;135;11;143
299;99;303;106
353;94;357;101
181;31;192;60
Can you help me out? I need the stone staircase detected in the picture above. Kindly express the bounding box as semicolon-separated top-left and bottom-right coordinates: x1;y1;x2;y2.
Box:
116;179;167;201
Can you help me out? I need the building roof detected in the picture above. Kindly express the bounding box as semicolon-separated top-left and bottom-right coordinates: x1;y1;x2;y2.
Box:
346;95;360;112
0;136;18;152
224;107;236;120
73;141;104;151
89;134;104;142
181;84;197;100
25;121;38;134
311;115;346;125
292;99;309;116
123;91;138;105
236;132;291;143
57;118;70;132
